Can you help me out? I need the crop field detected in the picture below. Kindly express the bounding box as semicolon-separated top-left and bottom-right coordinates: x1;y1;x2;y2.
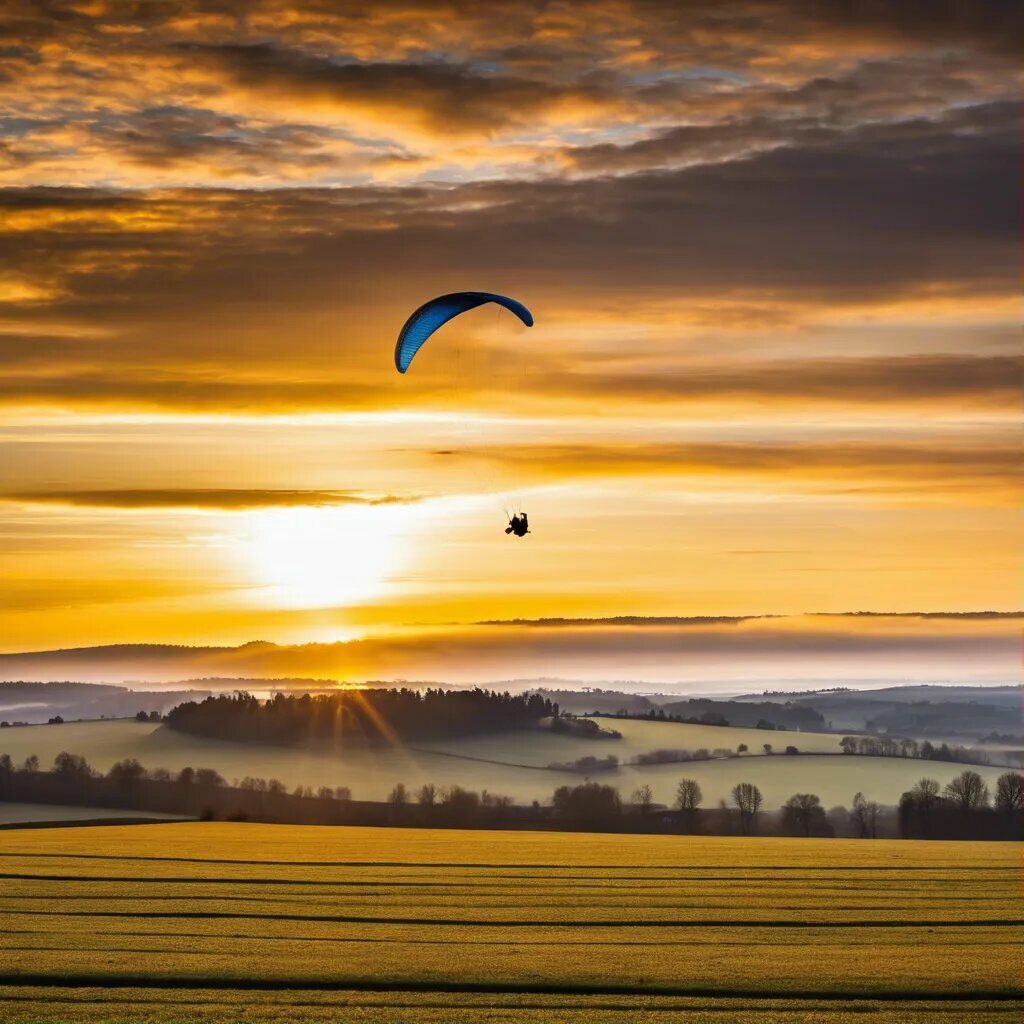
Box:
0;823;1019;1022
0;718;1008;809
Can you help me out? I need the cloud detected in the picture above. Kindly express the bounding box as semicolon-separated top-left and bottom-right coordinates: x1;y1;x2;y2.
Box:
478;615;773;627
534;355;1018;407
0;489;416;510
0;612;1016;685
0;94;1015;415
180;43;576;136
563;99;1020;176
451;439;1022;500
480;611;1024;627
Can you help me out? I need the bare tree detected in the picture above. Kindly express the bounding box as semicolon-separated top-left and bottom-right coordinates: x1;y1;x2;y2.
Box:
943;770;989;811
675;779;702;812
388;782;408;806
22;755;39;772
630;783;654;815
731;782;763;835
994;772;1024;816
417;783;437;807
864;799;880;838
850;792;869;838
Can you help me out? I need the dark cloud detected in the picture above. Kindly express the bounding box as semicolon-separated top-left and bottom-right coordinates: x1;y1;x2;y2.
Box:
88;106;344;176
0;97;1016;415
180;42;570;133
564;99;1020;176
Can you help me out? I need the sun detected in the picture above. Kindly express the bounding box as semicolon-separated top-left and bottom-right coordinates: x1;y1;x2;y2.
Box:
241;504;407;609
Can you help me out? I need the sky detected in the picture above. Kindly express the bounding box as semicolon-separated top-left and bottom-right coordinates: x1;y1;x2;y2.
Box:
0;1;1019;685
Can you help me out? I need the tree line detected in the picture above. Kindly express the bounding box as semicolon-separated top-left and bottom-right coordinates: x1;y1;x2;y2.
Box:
839;735;994;766
2;750;1019;839
164;688;558;746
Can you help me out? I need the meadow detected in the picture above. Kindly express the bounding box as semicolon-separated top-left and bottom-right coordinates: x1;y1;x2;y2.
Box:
0;718;1008;809
0;803;187;826
0;822;1018;1023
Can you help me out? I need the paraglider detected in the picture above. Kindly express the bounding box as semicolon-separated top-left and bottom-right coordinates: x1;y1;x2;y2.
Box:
394;291;535;539
394;291;533;374
505;512;529;537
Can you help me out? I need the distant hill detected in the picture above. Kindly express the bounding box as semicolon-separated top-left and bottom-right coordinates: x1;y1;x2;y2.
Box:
658;698;826;732
732;684;1022;736
0;681;211;725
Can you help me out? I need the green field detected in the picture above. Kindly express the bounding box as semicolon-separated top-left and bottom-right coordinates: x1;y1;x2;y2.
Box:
0;823;1018;1022
0;718;1009;810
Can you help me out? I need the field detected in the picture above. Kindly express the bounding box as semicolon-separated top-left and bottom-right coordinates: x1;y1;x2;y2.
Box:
0;718;1010;809
0;803;189;826
0;822;1019;1022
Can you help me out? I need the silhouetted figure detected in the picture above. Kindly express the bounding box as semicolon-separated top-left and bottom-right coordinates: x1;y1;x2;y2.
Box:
506;513;529;537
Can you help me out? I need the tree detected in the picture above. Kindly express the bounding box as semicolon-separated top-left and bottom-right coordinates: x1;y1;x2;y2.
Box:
176;766;195;786
53;752;93;782
552;782;622;828
994;772;1024;816
784;745;799;755
440;785;481;825
675;779;702;812
840;736;858;755
850;792;879;838
762;744;773;755
630;783;654;815
417;783;437;807
731;782;763;835
108;758;145;786
911;777;940;804
943;770;989;811
737;744;748;754
135;710;150;722
48;716;64;725
388;782;408;806
0;753;12;798
22;755;39;772
781;793;828;837
195;768;225;788
898;778;941;838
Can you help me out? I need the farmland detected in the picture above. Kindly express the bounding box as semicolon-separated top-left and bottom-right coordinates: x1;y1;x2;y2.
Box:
0;717;1009;809
0;823;1019;1022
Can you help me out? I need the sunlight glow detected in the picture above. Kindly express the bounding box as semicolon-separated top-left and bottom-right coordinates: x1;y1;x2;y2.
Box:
241;505;410;609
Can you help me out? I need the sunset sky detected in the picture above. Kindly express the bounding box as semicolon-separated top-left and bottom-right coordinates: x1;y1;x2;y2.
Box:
0;1;1019;684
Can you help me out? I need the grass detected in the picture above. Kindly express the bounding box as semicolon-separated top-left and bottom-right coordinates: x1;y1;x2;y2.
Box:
0;823;1019;1022
0;803;189;826
1;718;1011;808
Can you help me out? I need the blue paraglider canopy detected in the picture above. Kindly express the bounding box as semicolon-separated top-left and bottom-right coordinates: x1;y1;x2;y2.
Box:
394;291;533;373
